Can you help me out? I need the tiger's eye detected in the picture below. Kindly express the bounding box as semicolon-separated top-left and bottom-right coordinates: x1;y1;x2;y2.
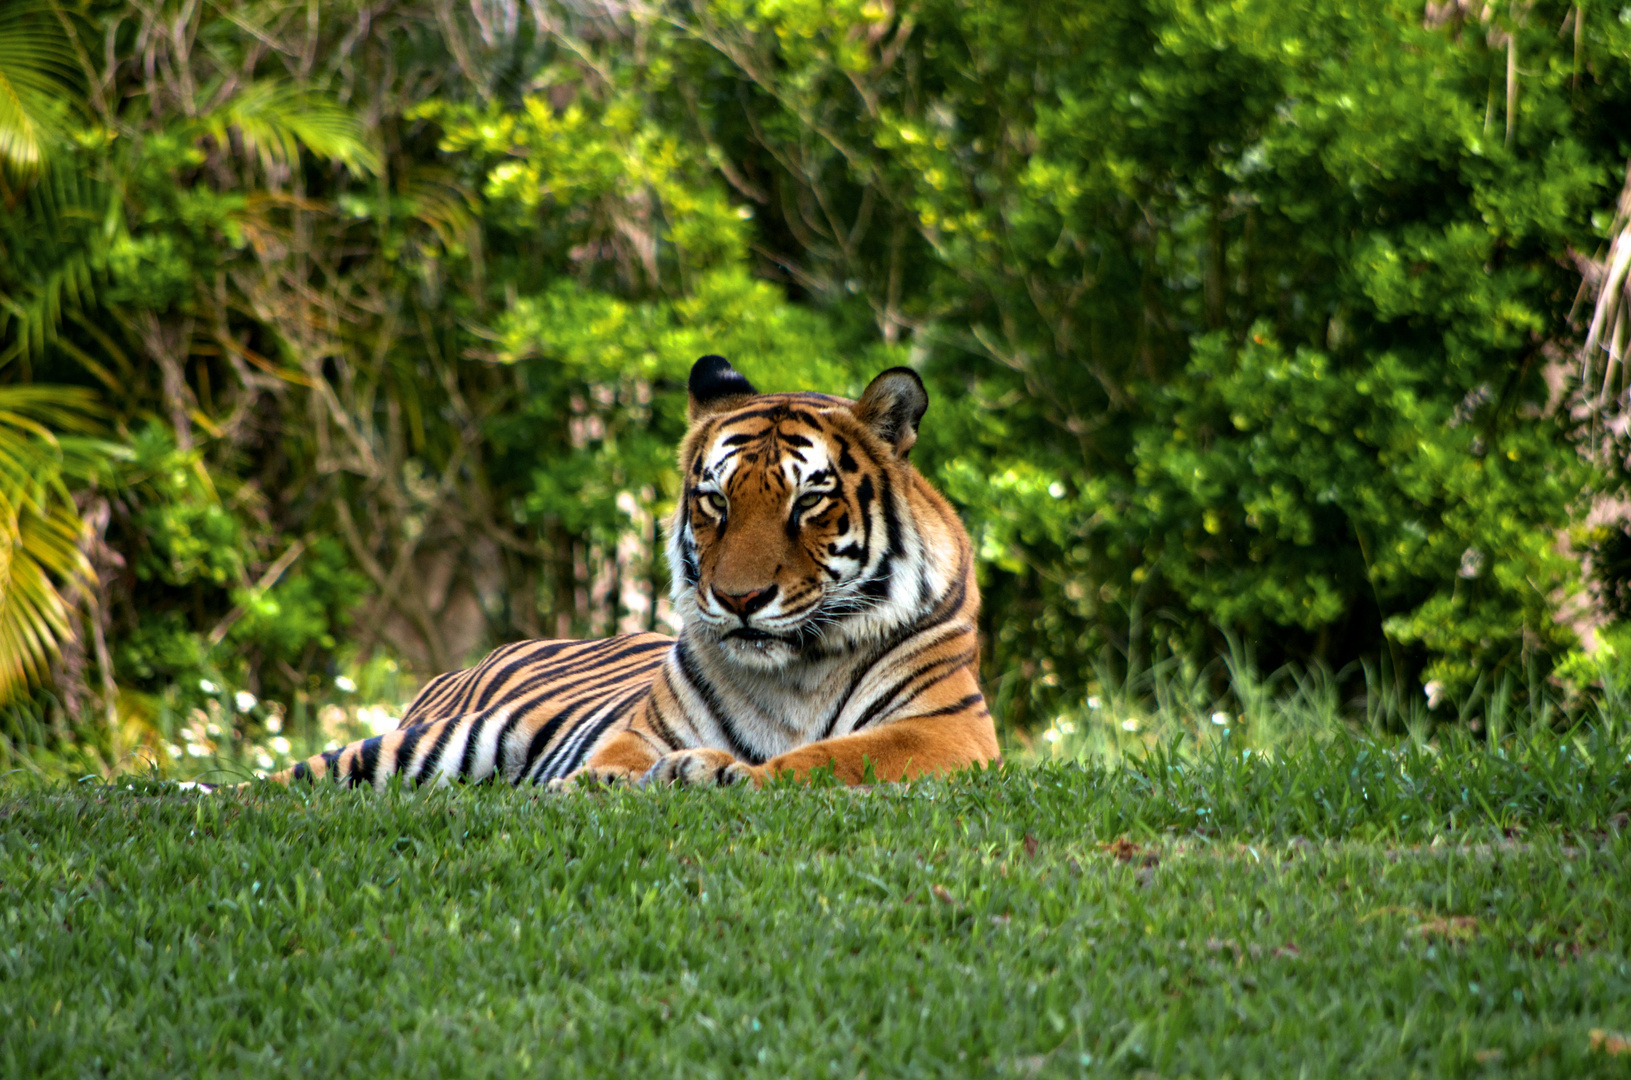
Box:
795;492;824;511
701;492;728;515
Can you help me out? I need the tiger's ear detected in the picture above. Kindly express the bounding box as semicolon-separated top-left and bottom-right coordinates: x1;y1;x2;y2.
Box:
854;367;928;458
688;355;759;419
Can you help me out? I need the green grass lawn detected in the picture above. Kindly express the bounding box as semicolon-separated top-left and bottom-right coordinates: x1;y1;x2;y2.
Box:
4;733;1630;1078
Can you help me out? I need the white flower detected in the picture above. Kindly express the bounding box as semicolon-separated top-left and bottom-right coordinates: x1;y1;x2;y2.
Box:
1058;720;1077;735
335;676;357;693
255;752;274;770
270;736;291;755
1424;681;1445;709
235;691;258;713
1048;481;1066;499
1211;711;1230;726
164;743;183;759
1087;696;1102;710
265;714;283;734
186;743;209;758
206;722;222;737
1043;729;1061;744
199;679;218;694
1121;718;1139;733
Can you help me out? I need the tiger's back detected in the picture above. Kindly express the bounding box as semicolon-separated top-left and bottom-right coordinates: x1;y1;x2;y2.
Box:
292;634;670;789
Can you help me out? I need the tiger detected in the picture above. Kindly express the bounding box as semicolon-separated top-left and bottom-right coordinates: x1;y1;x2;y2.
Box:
271;356;999;789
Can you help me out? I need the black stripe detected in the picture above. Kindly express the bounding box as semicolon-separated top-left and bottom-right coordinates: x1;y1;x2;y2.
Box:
359;736;385;787
438;639;579;719
503;636;670;689
455;710;494;781
650;671;688;750
343;743;369;787
724;405;825;426
816;576;971;740
577;688;656;769
490;706;529;782
880;472;904;558
854;475;878;592
461;639;581;714
516;697;599;783
855;475;874;522
674;642;758;763
428;639;564;720
403;670;462;719
430;638;667;740
413;644;520;719
902;693;986;721
835;435;859;473
499;640;670;784
531;684;652;781
852;654;972;732
859;472;906;599
320;749;342;781
890;651;979;714
680;533;700;586
393;722;433;782
291;761;311;783
480;639;669;719
414;716;465;780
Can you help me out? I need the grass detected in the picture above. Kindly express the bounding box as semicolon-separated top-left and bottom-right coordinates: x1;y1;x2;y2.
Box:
3;723;1631;1079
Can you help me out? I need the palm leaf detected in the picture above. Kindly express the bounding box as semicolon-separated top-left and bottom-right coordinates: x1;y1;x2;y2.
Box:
0;385;104;707
201;81;381;178
0;146;112;367
0;0;84;177
0;498;83;704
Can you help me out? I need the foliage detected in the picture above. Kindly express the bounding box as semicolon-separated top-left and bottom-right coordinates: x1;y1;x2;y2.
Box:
0;386;108;706
2;0;1631;766
673;0;1627;719
4;736;1631;1076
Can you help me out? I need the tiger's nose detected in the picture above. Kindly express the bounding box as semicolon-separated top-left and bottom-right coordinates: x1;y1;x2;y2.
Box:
714;585;777;617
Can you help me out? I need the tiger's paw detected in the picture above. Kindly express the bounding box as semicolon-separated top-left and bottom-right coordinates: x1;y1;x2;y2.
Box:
547;765;636;791
638;748;762;789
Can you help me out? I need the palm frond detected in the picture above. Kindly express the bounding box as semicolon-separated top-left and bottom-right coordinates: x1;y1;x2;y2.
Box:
0;150;115;368
0;497;87;706
201;81;381;178
0;0;85;177
0;386;104;708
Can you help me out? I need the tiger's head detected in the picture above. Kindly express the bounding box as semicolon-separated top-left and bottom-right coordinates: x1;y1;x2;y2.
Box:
667;355;970;672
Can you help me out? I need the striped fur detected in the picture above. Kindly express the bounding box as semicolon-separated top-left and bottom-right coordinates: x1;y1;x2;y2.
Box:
272;358;999;790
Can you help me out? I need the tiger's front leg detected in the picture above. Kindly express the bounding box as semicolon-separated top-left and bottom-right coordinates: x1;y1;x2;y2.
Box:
642;705;998;789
